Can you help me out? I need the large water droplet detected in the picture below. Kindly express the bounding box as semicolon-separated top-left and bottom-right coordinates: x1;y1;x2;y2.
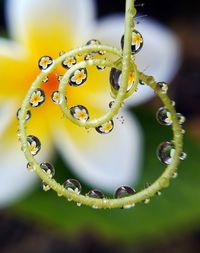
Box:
156;107;172;126
40;162;55;178
27;135;41;156
110;68;134;92
63;179;81;194
121;29;143;54
62;56;77;69
69;68;87;86
38;56;53;71
157;141;175;165
29;88;45;107
95;120;114;134
16;108;31;121
70;105;89;122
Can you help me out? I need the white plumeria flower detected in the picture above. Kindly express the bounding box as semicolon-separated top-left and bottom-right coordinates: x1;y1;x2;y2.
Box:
0;0;180;207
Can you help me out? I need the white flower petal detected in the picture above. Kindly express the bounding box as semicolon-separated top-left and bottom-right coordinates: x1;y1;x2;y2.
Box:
53;111;143;192
0;142;36;208
0;100;16;136
6;0;95;50
93;15;181;106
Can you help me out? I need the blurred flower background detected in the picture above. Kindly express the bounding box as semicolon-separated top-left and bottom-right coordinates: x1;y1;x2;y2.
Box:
0;0;200;252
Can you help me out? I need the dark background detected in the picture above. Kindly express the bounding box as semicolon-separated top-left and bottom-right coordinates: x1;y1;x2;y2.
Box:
0;0;200;252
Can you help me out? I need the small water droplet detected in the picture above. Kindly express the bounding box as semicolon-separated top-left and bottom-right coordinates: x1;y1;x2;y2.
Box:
110;68;134;92
69;68;87;86
177;113;186;124
156;107;172;126
95;120;114;134
86;39;101;54
157;141;175;165
42;75;49;83
16;108;31;121
29;88;45;107
180;152;187;160
38;56;53;71
27;135;41;156
63;179;81;194
172;172;178;178
62;56;77;69
121;29;143;54
144;198;150;204
77;202;82;207
40;162;55;178
84;53;94;61
27;162;35;172
96;65;106;71
51;91;64;104
59;51;65;56
70;105;89;123
157;82;168;94
42;182;50;191
114;186;136;198
109;101;115;108
56;74;63;82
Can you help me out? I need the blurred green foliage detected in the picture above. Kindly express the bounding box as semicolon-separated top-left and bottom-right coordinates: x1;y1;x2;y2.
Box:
10;106;200;243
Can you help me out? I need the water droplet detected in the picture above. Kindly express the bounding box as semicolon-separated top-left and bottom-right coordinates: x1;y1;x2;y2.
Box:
84;53;94;61
42;182;50;191
139;80;145;85
180;152;187;160
144;198;150;204
156;107;172;126
51;91;63;104
172;172;178;178
56;74;63;82
38;56;53;71
109;101;115;108
96;65;106;71
30;88;45;107
16;108;31;121
27;162;35;172
69;68;87;86
63;179;81;194
40;162;55;178
86;39;101;46
62;56;77;69
27;135;41;156
86;189;104;198
110;68;134;92
95;120;114;134
157;141;175;165
121;29;143;54
114;186;136;198
70;105;89;122
42;75;49;83
171;100;176;106
59;51;65;56
177;113;186;124
77;202;82;207
86;39;101;54
156;191;162;196
157;82;168;94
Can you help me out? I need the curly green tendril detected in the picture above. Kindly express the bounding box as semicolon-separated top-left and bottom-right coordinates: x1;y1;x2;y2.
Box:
17;0;185;209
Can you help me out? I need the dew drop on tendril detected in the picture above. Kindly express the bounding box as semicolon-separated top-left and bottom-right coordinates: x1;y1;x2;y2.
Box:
121;29;143;54
95;120;114;134
70;105;89;122
27;135;41;156
16;108;31;121
157;141;175;165
156;107;172;126
69;68;87;86
29;88;45;107
157;82;168;94
63;179;82;194
38;56;53;71
40;162;55;178
62;56;77;69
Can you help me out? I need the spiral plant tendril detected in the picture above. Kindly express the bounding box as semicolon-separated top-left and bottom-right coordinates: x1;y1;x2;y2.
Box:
17;0;186;209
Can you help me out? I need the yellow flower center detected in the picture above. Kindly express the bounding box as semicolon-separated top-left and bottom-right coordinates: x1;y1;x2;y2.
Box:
75;72;85;82
133;34;142;45
76;111;86;120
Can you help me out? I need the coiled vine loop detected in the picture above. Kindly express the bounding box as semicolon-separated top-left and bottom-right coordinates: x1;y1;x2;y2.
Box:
17;0;185;209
